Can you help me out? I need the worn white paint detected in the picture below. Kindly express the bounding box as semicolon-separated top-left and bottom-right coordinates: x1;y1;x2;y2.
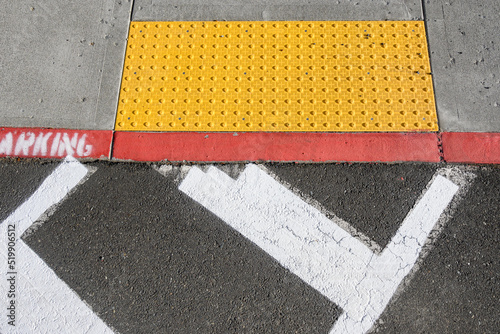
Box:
179;164;461;334
50;133;61;156
0;131;93;157
0;156;114;334
33;132;52;156
0;133;13;156
14;133;36;156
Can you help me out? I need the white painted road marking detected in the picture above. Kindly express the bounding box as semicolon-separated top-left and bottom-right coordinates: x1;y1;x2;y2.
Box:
0;157;114;334
179;164;462;334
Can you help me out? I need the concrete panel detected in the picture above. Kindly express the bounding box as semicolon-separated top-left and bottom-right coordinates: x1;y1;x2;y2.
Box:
133;0;422;21
424;0;500;132
0;0;132;130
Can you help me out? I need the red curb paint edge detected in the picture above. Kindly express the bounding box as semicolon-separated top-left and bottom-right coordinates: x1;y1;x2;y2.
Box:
0;127;113;159
442;132;500;164
2;128;497;164
112;132;441;162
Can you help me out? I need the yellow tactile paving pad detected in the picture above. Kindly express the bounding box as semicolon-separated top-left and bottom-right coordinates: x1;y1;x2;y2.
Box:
116;21;438;132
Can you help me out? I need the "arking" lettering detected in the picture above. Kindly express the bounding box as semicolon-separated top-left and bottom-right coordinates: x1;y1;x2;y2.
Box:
0;132;93;157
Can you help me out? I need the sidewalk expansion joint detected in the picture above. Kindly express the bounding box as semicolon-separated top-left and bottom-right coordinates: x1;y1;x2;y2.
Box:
437;132;445;163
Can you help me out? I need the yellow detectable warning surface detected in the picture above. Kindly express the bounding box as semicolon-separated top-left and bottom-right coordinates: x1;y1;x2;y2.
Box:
115;21;438;132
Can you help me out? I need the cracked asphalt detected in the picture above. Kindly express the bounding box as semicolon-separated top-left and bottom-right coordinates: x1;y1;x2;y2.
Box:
1;159;498;333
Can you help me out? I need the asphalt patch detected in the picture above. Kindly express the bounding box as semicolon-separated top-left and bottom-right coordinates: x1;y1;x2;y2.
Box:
24;162;339;334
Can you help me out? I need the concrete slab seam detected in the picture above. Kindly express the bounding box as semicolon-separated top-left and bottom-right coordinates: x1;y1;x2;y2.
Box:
107;1;137;159
419;0;442;134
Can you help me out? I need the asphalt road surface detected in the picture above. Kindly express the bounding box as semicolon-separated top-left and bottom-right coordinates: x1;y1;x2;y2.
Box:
0;159;498;333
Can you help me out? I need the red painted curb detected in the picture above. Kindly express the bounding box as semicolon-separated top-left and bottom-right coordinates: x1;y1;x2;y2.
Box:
3;127;497;164
442;132;500;164
112;132;441;162
0;127;113;159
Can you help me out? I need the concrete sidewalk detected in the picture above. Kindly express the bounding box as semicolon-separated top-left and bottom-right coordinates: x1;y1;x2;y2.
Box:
0;0;499;163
